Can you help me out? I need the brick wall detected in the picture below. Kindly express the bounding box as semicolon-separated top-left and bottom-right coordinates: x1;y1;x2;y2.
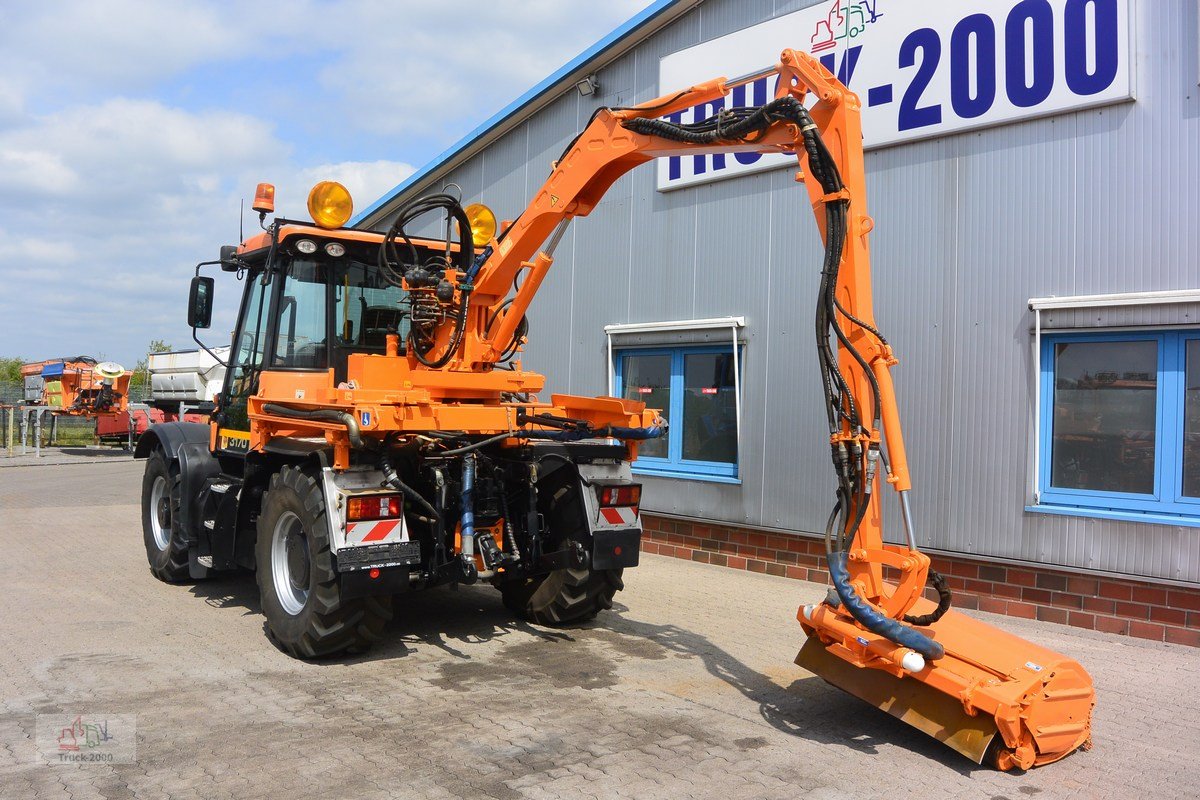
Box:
641;513;1200;647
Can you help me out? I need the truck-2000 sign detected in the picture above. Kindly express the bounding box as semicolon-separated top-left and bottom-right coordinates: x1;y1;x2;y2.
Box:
657;0;1133;191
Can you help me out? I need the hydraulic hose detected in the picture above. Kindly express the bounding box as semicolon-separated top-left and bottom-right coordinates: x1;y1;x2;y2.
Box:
904;569;953;627
519;424;667;443
411;293;470;369
377;192;476;369
631;90;953;654
262;403;364;449
437;422;666;457
379;453;441;521
827;551;944;661
439;431;518;457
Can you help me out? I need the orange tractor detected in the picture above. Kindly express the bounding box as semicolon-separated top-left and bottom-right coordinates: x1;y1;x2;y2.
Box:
137;49;1092;770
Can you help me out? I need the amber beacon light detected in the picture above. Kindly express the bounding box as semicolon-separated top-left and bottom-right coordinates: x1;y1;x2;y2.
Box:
308;181;354;229
252;182;276;214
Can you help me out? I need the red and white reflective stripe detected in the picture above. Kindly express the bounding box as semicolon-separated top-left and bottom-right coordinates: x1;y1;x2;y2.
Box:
599;506;639;527
346;519;406;544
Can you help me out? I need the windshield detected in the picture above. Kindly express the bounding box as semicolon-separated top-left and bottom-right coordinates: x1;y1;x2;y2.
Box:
274;259;329;369
334;260;408;351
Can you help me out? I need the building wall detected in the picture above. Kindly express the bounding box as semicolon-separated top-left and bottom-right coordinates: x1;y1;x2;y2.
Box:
383;0;1200;585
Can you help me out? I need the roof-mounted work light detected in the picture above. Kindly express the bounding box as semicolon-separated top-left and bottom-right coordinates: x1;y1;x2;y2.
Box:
307;181;354;229
463;203;497;247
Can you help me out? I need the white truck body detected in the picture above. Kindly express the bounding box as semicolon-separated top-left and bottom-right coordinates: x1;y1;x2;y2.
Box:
148;348;229;405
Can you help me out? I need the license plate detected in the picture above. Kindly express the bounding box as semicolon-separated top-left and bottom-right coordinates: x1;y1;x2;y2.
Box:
337;541;421;571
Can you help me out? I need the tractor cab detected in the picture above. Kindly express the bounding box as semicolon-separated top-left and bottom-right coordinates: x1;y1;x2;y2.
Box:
187;181;491;435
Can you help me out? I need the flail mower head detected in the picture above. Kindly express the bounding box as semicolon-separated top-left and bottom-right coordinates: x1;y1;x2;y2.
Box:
797;598;1094;770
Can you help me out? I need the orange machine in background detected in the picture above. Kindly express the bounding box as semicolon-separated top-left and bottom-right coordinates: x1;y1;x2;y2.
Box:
22;357;131;418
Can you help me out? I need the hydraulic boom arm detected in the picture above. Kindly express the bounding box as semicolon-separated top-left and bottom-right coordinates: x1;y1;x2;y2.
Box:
466;49;928;631
401;48;1093;769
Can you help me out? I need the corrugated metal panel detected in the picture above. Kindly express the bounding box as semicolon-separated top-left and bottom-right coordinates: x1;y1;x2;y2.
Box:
382;0;1200;583
946;115;1077;562
478;124;530;219
757;165;836;532
866;137;961;548
700;0;776;39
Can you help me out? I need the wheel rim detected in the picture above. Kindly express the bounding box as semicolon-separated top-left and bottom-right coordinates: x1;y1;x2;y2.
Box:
149;475;171;550
271;511;310;616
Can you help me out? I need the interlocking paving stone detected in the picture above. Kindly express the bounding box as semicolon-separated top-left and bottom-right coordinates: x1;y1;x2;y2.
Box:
0;459;1196;799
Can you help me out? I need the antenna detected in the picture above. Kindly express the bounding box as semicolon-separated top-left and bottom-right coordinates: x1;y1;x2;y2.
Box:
239;197;244;243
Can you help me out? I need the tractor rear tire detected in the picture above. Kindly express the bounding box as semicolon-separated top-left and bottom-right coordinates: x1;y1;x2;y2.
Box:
500;477;624;625
141;450;190;582
501;564;624;625
255;465;392;658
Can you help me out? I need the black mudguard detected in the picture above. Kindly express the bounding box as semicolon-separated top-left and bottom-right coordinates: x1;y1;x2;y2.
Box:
592;529;641;570
133;421;211;460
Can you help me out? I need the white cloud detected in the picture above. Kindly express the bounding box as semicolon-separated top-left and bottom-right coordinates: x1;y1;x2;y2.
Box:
0;149;77;195
0;98;289;361
0;79;24;128
0;1;257;94
0;233;78;266
314;0;652;137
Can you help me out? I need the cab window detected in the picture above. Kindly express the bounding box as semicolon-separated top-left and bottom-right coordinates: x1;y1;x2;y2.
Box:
334;261;408;350
274;259;328;369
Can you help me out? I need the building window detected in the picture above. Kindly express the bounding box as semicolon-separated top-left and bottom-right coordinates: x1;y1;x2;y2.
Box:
616;345;739;481
1037;330;1200;522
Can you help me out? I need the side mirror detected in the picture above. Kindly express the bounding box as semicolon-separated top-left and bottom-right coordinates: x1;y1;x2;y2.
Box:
188;276;214;329
219;244;241;273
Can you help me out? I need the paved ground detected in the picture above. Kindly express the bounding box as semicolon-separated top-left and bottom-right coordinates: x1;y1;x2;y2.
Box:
0;445;134;469
1;459;1197;800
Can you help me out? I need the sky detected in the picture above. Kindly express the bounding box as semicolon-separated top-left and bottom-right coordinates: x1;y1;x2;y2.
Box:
0;0;652;369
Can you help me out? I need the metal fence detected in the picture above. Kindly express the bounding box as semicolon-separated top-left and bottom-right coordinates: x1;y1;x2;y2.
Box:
0;381;152;405
0;381;154;456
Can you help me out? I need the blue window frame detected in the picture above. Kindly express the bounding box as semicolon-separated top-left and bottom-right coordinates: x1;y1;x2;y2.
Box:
615;345;740;482
1035;329;1200;525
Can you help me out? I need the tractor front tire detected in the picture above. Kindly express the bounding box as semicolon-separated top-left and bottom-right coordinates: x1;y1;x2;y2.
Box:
141;450;190;582
500;478;624;625
255;466;392;658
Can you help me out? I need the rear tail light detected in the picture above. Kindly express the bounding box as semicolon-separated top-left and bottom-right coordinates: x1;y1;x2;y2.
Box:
598;484;641;507
347;494;402;521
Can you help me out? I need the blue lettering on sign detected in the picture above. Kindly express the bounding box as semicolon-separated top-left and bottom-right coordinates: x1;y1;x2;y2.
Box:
662;0;1125;188
819;45;864;86
1005;0;1054;107
898;28;942;131
1064;0;1119;95
950;14;996;119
